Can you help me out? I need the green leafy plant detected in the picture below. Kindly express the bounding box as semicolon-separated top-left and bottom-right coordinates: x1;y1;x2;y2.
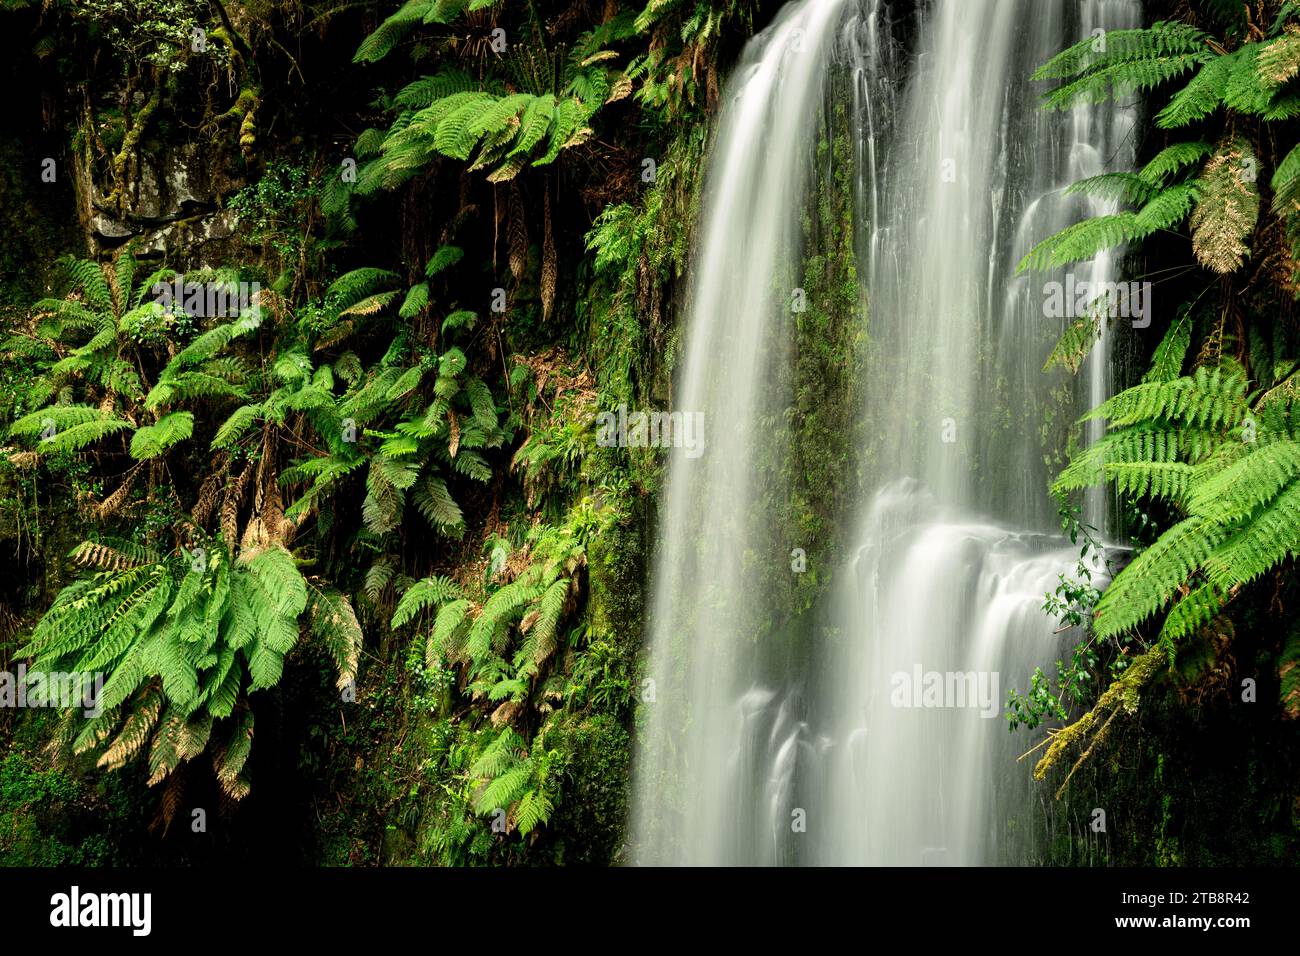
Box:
1020;18;1300;293
22;537;359;797
352;5;636;188
1024;6;1300;791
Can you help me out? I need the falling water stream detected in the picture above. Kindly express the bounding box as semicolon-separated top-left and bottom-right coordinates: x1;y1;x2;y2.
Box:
632;0;1140;866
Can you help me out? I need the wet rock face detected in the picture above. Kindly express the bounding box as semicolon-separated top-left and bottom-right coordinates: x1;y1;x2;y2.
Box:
87;141;241;266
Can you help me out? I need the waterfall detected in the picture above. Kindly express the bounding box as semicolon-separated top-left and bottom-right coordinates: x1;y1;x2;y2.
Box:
632;0;1140;866
629;0;854;866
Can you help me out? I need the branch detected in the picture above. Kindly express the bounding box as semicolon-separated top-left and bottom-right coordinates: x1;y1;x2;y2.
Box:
104;86;162;214
1032;645;1167;796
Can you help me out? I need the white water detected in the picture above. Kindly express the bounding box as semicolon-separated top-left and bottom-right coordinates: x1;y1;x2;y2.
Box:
632;0;1140;866
630;0;853;866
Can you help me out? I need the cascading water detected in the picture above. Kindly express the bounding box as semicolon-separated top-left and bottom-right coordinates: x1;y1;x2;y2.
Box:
629;0;854;866
632;0;1140;866
820;0;1140;866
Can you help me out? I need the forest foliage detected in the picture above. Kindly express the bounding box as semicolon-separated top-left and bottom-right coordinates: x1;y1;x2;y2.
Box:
1020;1;1300;793
0;0;752;862
1;0;1297;866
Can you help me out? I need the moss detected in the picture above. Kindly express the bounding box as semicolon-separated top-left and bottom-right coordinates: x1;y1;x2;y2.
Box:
0;728;141;866
532;713;632;865
1042;617;1300;865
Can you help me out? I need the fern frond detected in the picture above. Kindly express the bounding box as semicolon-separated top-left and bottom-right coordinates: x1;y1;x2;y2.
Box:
514;788;554;835
212;403;264;449
391;575;461;628
1157;582;1226;655
1156;53;1233;127
429;598;472;663
145;371;247;409
1085;364;1249;429
1134;182;1199;234
425;245;464;277
1272;142;1300;213
1067;172;1157;205
1281;620;1300;719
34;416;132;455
97;686;163;771
1144;309;1193;383
1188;439;1300;524
10;404;109;437
1093;516;1226;638
164;318;257;373
1139;141;1213;186
1202;478;1300;590
1018;213;1138;272
308;584;363;690
1043;54;1206;111
60;256;113;313
364;557;396;604
510;94;556;158
433;92;499;160
1033;22;1211;83
146;709;186;785
470;727;524;779
1190;139;1261;273
412;475;465;536
525;577;568;667
213;711;254;799
325;268;401;312
354;0;435;63
1259;25;1300;88
398;283;430;320
475;765;531;814
130;412;194;460
1043;315;1100;374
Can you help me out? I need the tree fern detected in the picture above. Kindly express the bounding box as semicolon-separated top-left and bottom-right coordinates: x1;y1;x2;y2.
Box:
1061;356;1299;646
20;539;358;794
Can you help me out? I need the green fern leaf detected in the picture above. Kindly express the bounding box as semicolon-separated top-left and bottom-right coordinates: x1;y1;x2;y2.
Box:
130;412;194;460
